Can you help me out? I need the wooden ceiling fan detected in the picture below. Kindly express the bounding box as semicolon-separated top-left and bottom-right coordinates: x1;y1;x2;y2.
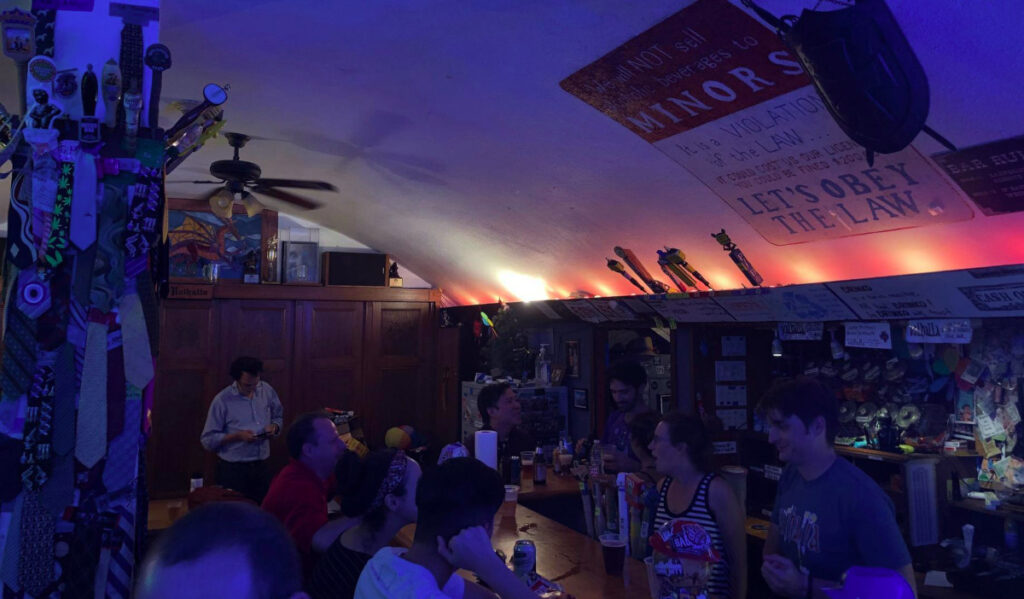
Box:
181;131;338;218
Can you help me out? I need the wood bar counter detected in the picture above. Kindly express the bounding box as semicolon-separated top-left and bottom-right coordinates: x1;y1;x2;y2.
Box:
395;504;650;599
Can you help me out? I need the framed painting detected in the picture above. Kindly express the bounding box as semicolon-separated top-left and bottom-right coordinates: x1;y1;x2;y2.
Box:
282;241;320;284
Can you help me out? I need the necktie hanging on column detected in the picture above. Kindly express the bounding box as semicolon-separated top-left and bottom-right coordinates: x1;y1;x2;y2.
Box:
75;321;108;468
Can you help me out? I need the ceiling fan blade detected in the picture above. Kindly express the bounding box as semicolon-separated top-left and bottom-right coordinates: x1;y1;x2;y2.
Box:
249;185;323;210
253;178;338;192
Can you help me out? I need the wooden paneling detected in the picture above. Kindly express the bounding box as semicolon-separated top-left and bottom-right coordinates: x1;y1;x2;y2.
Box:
294;301;364;416
364;302;435;446
148;302;218;497
148;291;438;498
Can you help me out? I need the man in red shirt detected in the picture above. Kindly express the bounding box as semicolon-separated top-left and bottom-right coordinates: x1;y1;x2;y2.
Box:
263;411;349;578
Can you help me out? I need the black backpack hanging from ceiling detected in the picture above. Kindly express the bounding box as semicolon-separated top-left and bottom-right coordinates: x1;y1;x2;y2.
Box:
742;0;956;165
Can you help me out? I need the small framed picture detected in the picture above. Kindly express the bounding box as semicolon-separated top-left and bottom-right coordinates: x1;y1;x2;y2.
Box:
573;388;588;410
550;365;565;386
282;241;320;284
565;340;581;378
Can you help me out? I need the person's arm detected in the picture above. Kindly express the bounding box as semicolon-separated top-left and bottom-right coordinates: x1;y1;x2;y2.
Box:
462;580;499;599
602;447;641;473
311;516;357;554
439;527;540;599
200;398;235;450
762;554;840;599
709;478;747;599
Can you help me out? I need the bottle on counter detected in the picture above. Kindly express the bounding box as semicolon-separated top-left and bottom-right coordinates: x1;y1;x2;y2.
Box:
590;440;603;477
534;445;547;485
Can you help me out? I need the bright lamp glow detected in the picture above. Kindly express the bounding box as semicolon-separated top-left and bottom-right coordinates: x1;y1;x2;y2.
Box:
497;270;549;302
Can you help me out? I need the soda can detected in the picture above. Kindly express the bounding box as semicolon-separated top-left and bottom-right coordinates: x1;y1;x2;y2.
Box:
512;539;536;576
509;456;521;485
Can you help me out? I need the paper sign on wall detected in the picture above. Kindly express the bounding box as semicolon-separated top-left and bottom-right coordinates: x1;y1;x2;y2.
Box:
778;321;824;341
559;0;972;245
716;384;747;407
713;441;737;455
905;319;973;344
563;300;607;323
844;321;892;349
644;295;734;322
717;409;747;431
715;360;746;382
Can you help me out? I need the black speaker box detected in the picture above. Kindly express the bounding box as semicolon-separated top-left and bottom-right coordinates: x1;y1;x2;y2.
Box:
322;252;390;287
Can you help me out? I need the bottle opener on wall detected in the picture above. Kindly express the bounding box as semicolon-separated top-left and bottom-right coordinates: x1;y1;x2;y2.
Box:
661;247;711;290
614;246;669;293
606;258;648;294
711;229;762;287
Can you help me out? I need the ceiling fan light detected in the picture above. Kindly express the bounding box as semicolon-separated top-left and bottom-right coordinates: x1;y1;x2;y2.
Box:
241;193;265;217
209;188;234;219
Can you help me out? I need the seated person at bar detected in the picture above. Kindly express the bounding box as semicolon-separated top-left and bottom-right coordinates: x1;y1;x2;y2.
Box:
354;457;539;599
649;412;747;599
472;383;535;463
628;411;660;484
200;356;284;504
307;449;422;599
601;360;652;473
136;502;307;599
263;411;349;579
758;377;915;598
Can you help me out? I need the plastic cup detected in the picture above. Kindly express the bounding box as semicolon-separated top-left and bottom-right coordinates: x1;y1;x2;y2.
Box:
501;485;520;518
558;453;572;469
520;451;535;466
599;533;626;576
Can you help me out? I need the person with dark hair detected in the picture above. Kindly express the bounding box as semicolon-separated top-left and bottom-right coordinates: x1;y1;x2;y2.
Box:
200;355;283;503
601;360;652;473
472;383;534;467
627;411;660;484
263;411;349;579
136;502;307;599
758;377;914;599
649;412;746;599
306;449;422;599
354;457;538;599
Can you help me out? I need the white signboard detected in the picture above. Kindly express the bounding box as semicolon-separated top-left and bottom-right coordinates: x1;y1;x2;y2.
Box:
778;321;824;341
844;321;893;349
905;319;973;344
643;295;734;322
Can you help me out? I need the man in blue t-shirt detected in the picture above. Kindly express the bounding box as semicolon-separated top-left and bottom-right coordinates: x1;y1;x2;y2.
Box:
758;377;915;598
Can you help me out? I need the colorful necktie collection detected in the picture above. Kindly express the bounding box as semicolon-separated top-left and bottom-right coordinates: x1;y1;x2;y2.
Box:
0;6;203;596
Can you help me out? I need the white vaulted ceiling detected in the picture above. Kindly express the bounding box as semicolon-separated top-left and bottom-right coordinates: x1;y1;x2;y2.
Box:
2;0;1024;305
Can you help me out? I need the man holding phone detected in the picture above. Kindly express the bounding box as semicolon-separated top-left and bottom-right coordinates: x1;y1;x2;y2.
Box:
201;356;284;503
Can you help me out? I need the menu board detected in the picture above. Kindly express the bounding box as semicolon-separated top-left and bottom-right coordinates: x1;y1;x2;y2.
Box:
829;266;1024;318
644;295;734;322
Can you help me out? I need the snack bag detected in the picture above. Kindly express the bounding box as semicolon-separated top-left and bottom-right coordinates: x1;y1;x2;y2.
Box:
648;519;721;599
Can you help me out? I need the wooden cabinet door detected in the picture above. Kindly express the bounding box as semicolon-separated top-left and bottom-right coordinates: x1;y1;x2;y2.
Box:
216;299;295;472
363;302;436;446
148;301;218;497
293;301;365;417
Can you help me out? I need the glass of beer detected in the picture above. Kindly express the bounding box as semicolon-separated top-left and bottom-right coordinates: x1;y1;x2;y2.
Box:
599;533;626;576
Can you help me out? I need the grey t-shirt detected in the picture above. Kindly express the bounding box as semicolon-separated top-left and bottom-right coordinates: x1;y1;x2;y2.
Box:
771;457;911;583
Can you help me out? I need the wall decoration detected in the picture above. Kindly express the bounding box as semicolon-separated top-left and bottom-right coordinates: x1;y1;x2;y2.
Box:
167;209;263;282
559;0;972;245
565;339;581;378
282;241;320;284
573;388;588;410
550;365;565;386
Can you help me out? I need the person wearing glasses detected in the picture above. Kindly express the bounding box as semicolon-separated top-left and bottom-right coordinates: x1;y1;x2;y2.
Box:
200;356;284;504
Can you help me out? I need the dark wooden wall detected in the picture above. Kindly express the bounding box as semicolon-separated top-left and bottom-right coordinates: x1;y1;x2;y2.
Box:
147;285;443;498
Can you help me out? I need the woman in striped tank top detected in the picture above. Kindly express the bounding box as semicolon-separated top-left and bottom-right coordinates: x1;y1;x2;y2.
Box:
649;412;747;598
